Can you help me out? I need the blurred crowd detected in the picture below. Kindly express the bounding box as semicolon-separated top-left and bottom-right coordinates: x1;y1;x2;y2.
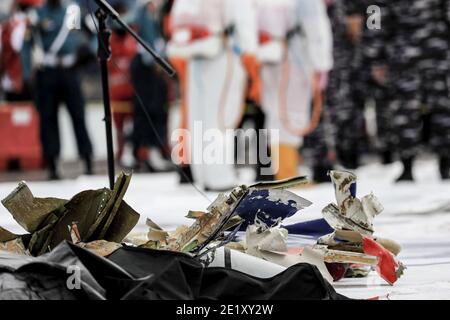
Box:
0;0;449;190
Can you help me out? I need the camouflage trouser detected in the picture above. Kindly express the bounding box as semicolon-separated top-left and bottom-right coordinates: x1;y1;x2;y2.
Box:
372;82;394;153
390;67;450;158
328;65;366;156
306;67;366;166
306;52;366;165
304;110;332;166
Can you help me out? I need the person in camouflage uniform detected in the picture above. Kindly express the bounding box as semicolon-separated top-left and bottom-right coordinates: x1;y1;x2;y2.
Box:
366;0;450;181
326;0;364;169
305;0;366;182
333;0;395;165
359;0;395;164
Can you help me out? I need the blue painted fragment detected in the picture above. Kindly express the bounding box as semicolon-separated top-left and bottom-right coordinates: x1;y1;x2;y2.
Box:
284;219;334;238
349;182;357;198
234;188;312;230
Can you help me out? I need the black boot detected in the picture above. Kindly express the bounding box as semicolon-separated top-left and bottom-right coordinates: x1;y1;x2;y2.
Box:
255;160;275;182
83;155;93;175
313;164;332;183
142;161;157;173
47;158;60;181
338;149;359;169
396;157;414;182
381;150;393;165
179;165;194;184
440;156;450;180
255;171;275;182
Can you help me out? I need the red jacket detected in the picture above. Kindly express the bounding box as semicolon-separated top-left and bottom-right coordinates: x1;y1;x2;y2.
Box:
0;16;26;93
109;32;137;101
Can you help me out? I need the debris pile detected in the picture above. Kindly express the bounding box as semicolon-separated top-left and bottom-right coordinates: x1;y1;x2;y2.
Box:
0;170;405;300
219;170;405;285
316;170;405;284
141;176;311;256
138;170;404;286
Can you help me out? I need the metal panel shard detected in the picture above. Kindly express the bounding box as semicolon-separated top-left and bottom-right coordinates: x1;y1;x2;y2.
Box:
1;181;67;233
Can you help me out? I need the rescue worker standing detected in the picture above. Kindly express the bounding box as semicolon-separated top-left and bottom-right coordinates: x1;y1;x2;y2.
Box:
325;0;366;169
256;0;333;180
167;0;260;191
367;0;450;181
360;0;394;164
31;0;93;180
161;0;195;184
130;0;172;172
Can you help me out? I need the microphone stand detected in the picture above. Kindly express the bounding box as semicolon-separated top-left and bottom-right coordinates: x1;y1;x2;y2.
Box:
93;0;175;189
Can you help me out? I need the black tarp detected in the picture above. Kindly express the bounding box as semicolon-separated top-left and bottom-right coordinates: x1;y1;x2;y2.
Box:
0;242;348;300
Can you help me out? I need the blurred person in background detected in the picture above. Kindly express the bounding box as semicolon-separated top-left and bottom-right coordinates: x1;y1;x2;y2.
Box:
324;0;368;170
301;0;337;184
161;0;195;184
256;0;333;181
108;0;136;167
360;0;395;165
30;0;93;180
0;0;41;102
308;0;394;173
167;0;260;191
337;0;395;165
370;0;450;181
129;0;172;173
366;0;450;181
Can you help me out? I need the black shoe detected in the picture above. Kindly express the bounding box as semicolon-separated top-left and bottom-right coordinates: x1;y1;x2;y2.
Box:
48;171;60;180
313;164;332;183
255;173;275;183
179;165;194;184
339;151;359;170
381;150;393;165
47;158;60;180
83;156;93;175
142;161;157;173
396;157;414;182
396;170;413;182
440;157;450;180
255;165;275;182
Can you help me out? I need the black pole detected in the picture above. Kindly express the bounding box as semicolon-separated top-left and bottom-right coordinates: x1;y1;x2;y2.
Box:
92;0;175;189
96;8;115;190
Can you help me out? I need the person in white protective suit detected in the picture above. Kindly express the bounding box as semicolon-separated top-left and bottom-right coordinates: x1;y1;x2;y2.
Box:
167;0;260;191
256;0;333;180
